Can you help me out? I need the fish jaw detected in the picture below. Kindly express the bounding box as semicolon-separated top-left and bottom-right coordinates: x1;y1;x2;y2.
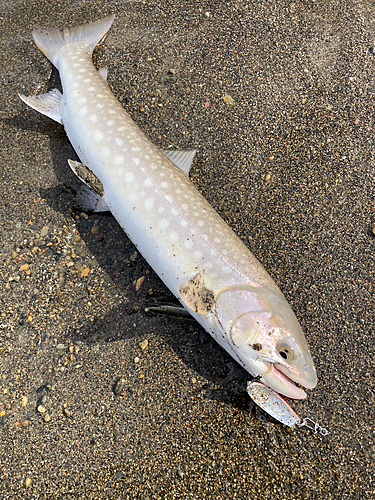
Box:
213;284;317;399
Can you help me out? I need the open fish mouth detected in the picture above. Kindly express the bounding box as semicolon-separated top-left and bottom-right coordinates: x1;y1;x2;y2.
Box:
260;364;308;399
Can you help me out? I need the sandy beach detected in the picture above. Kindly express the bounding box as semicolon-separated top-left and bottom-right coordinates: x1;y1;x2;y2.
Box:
0;1;373;498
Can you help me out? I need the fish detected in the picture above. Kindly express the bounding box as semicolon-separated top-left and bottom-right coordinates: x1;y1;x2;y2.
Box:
19;15;317;400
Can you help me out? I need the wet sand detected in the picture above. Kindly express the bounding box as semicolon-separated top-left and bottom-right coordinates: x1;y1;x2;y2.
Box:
0;1;374;498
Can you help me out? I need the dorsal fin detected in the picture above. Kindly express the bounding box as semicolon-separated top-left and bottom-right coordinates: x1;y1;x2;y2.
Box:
162;149;197;176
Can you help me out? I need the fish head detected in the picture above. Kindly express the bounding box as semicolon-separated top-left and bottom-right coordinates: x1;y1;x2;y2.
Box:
214;284;317;399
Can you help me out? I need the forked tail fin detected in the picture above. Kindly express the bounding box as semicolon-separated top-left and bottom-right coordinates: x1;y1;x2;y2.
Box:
32;15;115;69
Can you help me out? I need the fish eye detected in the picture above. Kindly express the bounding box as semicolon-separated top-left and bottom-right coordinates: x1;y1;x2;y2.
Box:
277;340;298;362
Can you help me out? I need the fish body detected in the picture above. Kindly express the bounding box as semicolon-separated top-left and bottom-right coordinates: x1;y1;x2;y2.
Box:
20;16;317;399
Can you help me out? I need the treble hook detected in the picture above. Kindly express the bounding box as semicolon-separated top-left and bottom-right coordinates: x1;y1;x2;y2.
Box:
296;417;329;436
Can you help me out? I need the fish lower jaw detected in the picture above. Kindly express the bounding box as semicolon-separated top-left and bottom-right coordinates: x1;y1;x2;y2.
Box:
260;364;307;400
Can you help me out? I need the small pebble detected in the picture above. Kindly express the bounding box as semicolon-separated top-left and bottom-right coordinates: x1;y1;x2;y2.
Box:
134;356;140;364
63;407;72;418
135;276;145;291
139;339;148;350
37;405;46;414
25;477;32;488
129;251;139;262
44;414;51;422
114;377;127;396
20;264;29;271
40;226;49;237
91;225;99;235
223;94;235;105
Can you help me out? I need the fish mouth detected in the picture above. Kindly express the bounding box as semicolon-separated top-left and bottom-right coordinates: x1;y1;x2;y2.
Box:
260;364;308;399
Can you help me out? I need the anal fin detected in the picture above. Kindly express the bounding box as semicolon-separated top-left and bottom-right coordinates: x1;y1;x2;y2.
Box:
19;89;63;124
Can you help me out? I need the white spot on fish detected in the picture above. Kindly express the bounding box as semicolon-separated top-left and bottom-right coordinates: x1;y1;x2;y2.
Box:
72;82;79;88
125;172;135;182
144;179;152;187
158;206;165;214
107;120;114;126
170;231;179;241
97;102;104;108
145;198;153;210
193;250;203;260
78;68;85;73
79;107;87;116
114;155;124;165
132;158;140;166
101;146;110;158
78;97;87;104
94;130;103;141
180;219;188;227
118;126;126;131
87;87;95;91
197;220;204;227
83;78;91;83
159;219;169;229
131;146;141;152
73;63;80;68
115;138;124;146
90;115;98;122
161;181;169;189
184;239;193;249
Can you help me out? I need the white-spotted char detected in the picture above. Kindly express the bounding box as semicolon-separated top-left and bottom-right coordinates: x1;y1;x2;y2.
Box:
20;16;317;400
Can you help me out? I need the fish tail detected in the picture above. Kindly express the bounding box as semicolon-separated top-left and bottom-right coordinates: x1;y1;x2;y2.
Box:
32;15;115;69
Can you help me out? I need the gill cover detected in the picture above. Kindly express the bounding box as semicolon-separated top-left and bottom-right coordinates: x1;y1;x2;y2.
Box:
214;284;317;393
